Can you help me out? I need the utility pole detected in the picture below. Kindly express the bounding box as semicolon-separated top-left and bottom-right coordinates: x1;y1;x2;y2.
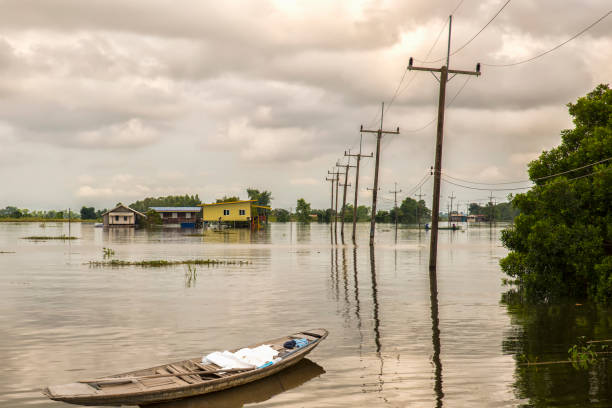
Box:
488;192;496;227
325;175;335;244
415;187;426;230
68;207;71;238
389;182;402;233
408;15;482;270
361;102;400;246
448;192;455;226
345;135;373;245
337;156;356;245
329;169;344;244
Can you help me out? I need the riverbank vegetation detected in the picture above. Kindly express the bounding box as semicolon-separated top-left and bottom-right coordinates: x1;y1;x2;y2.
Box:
501;84;612;302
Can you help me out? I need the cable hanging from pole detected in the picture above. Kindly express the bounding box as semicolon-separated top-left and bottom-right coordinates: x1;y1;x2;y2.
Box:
482;9;612;67
414;0;513;64
442;156;612;185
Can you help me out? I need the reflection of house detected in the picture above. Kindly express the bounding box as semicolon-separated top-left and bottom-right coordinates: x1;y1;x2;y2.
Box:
102;204;146;227
467;214;488;222
200;200;271;228
149;207;202;228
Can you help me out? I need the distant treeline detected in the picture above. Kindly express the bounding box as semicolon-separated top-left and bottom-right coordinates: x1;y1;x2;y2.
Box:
0;206;82;220
468;202;519;221
271;197;432;223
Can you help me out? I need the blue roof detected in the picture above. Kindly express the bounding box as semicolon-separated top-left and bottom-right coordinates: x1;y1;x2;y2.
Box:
149;207;202;212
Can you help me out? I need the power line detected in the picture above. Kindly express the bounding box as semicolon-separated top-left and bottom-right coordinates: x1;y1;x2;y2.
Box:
483;10;612;67
442;165;612;191
443;173;530;185
442;177;532;191
401;75;472;134
416;0;513;64
450;0;512;57
364;0;469;130
443;156;612;185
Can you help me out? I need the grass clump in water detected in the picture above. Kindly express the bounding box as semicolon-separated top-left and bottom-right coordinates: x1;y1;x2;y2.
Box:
23;235;78;240
88;259;249;267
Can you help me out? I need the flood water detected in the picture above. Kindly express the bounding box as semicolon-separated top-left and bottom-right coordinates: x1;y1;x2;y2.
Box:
1;222;612;407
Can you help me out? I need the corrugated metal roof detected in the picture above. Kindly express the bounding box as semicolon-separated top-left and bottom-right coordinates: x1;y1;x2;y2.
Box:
149;207;202;212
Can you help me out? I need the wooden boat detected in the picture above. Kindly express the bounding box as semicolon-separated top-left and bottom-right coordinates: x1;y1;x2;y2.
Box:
43;328;328;406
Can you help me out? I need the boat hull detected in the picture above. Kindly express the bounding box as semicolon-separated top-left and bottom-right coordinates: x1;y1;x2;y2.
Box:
44;329;327;406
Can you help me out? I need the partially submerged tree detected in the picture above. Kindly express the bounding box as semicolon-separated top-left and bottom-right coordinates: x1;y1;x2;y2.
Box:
272;208;290;222
295;198;312;222
246;189;273;207
501;84;612;302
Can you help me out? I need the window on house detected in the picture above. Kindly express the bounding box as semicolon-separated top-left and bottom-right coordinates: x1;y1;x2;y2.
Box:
124;216;127;221
185;213;191;218
114;216;119;222
223;209;230;215
239;209;245;215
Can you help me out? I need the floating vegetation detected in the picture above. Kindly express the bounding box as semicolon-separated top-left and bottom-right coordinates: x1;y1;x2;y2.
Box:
22;235;78;240
184;265;197;288
0;251;16;254
568;343;597;369
88;259;249;267
518;338;610;368
102;247;115;258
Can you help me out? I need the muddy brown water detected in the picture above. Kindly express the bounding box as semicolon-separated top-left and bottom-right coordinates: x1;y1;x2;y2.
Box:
1;222;612;407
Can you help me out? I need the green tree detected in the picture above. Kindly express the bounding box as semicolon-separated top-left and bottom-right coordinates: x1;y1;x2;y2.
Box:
500;84;612;302
246;188;273;207
215;196;240;203
375;210;391;223
396;197;430;224
80;206;96;220
273;208;290;222
142;209;163;228
295;198;312;222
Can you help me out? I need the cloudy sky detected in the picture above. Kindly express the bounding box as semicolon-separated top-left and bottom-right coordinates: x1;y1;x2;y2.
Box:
0;0;610;212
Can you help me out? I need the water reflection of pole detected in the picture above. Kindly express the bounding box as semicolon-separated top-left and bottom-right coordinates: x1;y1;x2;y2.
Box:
429;268;444;407
353;247;362;334
330;246;335;294
342;247;350;319
334;246;340;300
369;246;384;393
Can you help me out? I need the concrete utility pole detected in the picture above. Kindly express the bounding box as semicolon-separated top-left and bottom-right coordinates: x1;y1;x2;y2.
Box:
389;182;402;233
337;156;356;245
448;192;455;226
415;187;426;230
407;15;481;270
361;102;400;246
345;135;373;245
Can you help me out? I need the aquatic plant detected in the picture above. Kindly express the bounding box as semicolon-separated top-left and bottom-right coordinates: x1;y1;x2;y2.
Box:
184;265;197;288
88;259;249;267
22;235;78;240
568;343;597;369
102;247;115;257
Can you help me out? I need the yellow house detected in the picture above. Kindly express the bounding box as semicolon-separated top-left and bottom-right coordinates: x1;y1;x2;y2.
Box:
200;200;271;228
